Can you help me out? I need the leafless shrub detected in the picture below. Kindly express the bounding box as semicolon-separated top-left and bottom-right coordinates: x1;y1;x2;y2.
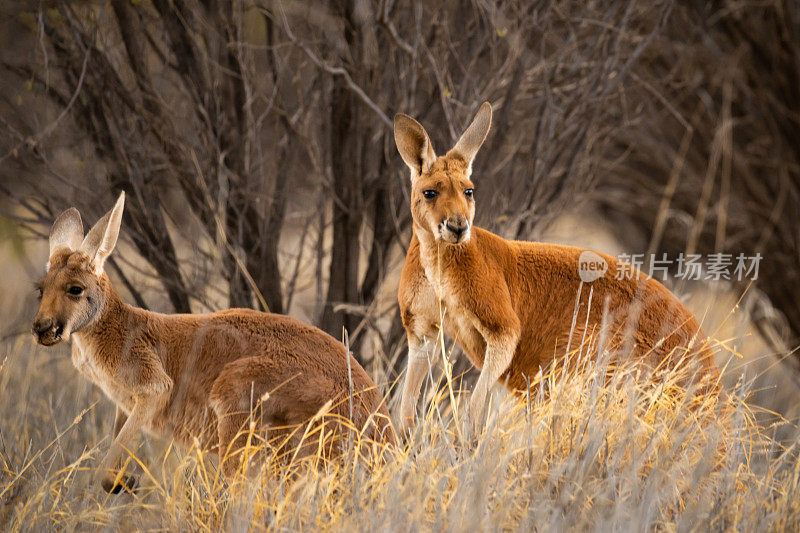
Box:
594;0;800;347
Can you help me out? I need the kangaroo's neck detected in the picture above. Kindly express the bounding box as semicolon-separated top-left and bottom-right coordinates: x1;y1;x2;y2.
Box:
74;276;150;352
413;223;478;289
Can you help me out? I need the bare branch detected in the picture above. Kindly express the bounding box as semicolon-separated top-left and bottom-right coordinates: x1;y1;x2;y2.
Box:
273;3;392;129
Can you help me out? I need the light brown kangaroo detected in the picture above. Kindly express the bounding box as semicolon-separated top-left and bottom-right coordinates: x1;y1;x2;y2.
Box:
393;102;720;436
32;193;395;493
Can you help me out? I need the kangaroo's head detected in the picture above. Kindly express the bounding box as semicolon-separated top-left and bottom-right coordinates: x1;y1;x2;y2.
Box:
394;102;492;245
32;192;125;346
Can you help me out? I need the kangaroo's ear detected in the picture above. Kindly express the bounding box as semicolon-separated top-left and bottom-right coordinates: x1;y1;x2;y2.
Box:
394;113;436;179
450;102;492;172
80;191;125;274
49;208;83;258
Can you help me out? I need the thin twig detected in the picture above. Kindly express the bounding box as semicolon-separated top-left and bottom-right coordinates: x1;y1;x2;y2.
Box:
0;42;91;164
273;3;392;128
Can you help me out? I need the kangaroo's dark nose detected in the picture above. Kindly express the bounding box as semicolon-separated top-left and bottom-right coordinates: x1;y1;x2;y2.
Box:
32;317;58;337
445;215;468;237
446;223;465;237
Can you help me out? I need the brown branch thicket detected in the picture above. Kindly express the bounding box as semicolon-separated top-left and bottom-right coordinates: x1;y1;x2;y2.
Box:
595;1;800;346
1;0;796;371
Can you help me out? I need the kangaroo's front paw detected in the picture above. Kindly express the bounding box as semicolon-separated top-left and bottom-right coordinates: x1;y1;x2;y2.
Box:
100;473;138;494
397;403;417;439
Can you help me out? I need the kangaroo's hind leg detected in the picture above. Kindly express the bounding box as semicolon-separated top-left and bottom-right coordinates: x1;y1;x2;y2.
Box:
209;356;328;479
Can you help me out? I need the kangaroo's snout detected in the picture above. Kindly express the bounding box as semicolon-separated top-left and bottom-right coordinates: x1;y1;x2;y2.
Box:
33;316;65;345
446;219;467;236
32;316;55;335
440;215;470;244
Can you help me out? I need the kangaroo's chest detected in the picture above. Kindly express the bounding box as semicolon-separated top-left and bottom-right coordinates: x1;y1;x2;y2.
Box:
71;337;139;416
411;271;487;368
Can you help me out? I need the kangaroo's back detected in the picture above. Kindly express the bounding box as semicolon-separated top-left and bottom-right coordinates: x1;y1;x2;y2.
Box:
143;308;395;447
504;237;717;388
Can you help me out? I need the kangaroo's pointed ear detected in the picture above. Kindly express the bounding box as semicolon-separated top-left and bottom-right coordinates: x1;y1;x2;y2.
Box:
49;208;83;258
450;102;492;173
394;113;436;179
80;192;125;274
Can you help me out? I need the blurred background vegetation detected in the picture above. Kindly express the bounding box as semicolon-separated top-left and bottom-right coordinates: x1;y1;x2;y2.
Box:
0;0;797;392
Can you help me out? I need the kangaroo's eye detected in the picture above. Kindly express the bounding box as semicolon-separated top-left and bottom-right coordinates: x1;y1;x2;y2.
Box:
423;190;438;200
464;188;474;198
36;287;43;300
67;286;84;296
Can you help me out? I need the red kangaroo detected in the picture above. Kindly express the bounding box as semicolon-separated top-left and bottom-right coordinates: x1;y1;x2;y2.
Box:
33;193;394;492
393;102;720;435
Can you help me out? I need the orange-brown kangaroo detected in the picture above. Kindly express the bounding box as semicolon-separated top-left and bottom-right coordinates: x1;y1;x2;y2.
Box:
32;193;394;492
393;102;720;435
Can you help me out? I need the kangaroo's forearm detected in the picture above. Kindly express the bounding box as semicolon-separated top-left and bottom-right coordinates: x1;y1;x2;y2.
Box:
100;394;164;478
398;338;435;432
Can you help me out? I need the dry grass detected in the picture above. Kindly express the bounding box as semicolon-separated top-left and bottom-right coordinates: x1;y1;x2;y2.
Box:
2;320;799;532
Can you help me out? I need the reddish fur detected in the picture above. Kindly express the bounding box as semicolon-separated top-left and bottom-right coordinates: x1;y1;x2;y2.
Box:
400;227;719;386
